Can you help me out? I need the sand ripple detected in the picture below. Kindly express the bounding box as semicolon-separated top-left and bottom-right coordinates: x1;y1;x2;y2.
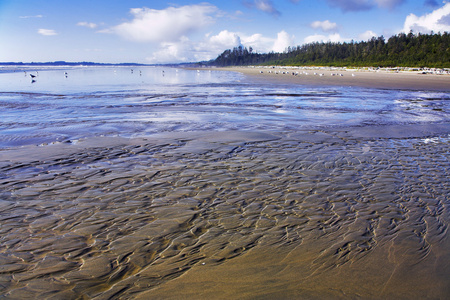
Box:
0;131;449;299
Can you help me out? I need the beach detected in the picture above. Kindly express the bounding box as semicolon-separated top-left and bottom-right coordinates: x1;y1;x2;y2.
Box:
1;128;449;299
220;66;450;91
0;66;449;299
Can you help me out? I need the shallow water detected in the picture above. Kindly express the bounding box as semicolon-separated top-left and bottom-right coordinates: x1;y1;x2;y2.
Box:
0;67;449;299
0;66;449;148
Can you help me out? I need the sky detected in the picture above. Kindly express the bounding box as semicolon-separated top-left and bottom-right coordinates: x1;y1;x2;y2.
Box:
0;0;449;64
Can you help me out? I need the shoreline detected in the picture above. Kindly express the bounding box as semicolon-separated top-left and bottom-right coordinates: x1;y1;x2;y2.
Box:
215;66;450;91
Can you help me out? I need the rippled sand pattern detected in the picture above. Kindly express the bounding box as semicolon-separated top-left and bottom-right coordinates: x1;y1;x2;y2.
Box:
0;131;449;299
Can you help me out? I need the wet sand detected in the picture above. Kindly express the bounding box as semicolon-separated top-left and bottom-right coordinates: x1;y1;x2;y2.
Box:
221;66;450;91
1;126;449;299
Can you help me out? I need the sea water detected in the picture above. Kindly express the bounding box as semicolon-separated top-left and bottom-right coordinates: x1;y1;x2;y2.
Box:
0;66;449;147
0;66;449;299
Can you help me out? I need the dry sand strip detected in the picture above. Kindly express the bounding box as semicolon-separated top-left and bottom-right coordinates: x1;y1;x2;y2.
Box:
218;66;450;91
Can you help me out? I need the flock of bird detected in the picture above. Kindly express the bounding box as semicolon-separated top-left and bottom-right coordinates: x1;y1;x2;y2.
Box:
260;70;356;77
24;70;70;83
24;68;165;84
23;68;356;85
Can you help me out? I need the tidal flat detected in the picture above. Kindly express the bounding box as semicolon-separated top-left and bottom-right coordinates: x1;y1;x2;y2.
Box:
0;128;449;299
0;66;449;299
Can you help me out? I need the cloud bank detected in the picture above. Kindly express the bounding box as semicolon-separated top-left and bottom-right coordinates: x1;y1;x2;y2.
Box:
403;2;450;33
107;4;298;63
145;29;295;63
113;4;218;43
110;1;450;64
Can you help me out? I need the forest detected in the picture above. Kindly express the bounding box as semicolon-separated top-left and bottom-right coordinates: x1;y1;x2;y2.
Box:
206;32;450;68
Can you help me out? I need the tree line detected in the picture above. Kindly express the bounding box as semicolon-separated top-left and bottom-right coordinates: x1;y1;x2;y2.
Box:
206;32;450;68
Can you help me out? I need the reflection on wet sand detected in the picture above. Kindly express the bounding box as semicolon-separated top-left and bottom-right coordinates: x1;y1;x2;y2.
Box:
0;130;449;299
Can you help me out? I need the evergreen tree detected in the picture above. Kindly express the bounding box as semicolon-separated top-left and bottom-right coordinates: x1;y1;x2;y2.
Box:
205;32;450;68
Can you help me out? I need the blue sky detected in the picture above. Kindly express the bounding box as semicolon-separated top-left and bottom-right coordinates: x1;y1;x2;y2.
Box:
1;0;449;63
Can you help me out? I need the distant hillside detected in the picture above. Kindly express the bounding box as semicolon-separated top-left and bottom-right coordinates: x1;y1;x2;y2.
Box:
206;32;450;68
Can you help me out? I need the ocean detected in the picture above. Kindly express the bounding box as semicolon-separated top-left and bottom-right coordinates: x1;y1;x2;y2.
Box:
0;66;449;298
1;66;449;147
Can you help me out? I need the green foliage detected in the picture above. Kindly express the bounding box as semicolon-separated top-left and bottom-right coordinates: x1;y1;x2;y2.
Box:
206;32;450;68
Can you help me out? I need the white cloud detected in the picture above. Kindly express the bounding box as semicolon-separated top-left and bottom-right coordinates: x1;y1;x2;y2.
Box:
146;31;241;64
272;30;294;52
147;38;191;63
38;29;57;36
310;20;338;32
304;33;346;44
241;33;275;53
403;3;450;33
20;15;43;19
77;22;97;29
146;30;296;63
254;0;280;16
245;0;280;17
358;30;377;41
209;30;242;49
208;31;279;54
113;4;218;43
